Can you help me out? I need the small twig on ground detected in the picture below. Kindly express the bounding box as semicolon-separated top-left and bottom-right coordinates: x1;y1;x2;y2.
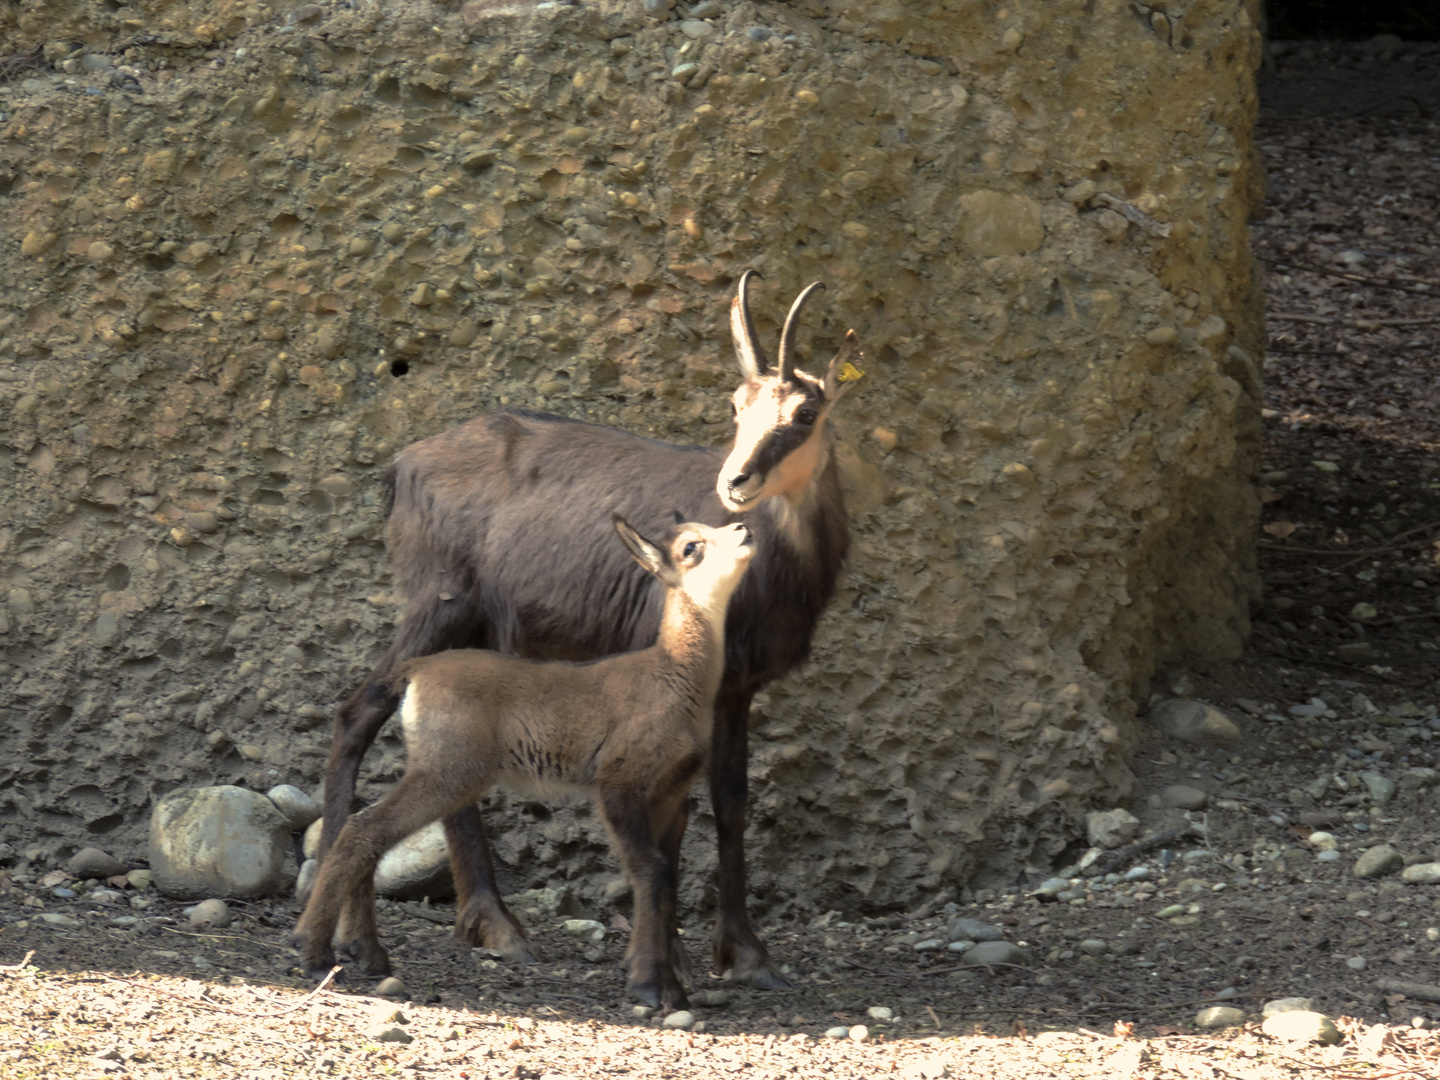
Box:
1269;259;1440;294
1092;823;1197;878
1375;977;1440;1004
1;950;35;973
925;1005;942;1030
103;965;342;1018
1269;313;1440;328
917;961;1033;977
397;901;457;925
905;888;954;921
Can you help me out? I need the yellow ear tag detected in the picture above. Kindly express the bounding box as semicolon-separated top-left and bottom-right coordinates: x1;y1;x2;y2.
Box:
837;361;865;383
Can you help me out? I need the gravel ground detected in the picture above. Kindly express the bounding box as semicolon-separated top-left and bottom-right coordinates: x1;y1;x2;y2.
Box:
5;38;1440;1080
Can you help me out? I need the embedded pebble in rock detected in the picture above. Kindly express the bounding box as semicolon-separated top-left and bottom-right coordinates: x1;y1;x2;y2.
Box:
678;19;715;39
374;977;408;998
963;941;1028;966
947;918;1004;942
1401;862;1440;884
1353;845;1404;879
1262;1011;1343;1045
65;847;127;879
187;898;232;929
661;1010;695;1030
1196;1006;1246;1029
1263;998;1315;1016
265;785;321;831
1086;809;1140;849
1161;784;1209;810
1149;699;1243;745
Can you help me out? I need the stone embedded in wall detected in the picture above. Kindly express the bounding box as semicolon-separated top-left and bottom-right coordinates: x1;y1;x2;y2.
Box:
958;191;1045;256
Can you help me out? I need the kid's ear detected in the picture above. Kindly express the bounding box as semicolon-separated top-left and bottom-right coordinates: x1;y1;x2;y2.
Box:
613;514;679;586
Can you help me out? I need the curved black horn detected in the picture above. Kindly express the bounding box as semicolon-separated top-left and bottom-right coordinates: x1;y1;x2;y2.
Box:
730;269;767;378
777;282;825;382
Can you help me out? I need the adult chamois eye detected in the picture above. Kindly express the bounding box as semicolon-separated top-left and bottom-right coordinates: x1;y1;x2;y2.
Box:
682;541;700;559
796;408;817;426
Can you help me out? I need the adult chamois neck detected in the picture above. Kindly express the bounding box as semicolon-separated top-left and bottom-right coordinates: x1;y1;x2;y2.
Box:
758;430;841;558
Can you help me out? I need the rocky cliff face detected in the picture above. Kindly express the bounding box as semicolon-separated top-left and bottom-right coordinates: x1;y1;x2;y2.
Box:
0;0;1263;913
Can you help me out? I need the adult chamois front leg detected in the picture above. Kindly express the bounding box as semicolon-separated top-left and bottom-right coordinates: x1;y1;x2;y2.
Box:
709;684;789;989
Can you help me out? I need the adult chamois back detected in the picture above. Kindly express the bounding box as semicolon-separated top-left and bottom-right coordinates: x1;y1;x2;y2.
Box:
296;518;755;1011
316;271;861;988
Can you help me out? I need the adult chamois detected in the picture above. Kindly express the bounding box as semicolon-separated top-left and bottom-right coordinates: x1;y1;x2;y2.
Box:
315;271;861;989
296;518;755;1011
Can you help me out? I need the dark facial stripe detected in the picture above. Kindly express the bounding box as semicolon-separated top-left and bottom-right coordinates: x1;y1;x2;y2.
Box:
734;422;813;484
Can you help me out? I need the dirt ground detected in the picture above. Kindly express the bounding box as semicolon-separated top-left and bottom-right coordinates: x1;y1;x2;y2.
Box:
4;36;1440;1080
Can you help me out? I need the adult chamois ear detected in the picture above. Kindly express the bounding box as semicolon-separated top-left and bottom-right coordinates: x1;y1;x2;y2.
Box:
613;514;679;586
822;329;864;404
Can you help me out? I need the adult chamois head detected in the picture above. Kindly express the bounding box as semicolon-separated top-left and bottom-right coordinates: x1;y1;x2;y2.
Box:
719;271;861;547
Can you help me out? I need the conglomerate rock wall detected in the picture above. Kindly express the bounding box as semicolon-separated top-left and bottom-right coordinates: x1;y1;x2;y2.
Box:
0;0;1264;912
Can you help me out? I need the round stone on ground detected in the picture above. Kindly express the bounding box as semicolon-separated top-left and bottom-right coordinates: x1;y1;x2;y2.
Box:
65;847;127;879
1262;1011;1342;1044
1353;845;1404;879
188;898;232;929
1196;1006;1246;1029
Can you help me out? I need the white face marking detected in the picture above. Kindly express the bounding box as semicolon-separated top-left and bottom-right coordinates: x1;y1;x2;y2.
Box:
674;523;754;626
717;374;829;512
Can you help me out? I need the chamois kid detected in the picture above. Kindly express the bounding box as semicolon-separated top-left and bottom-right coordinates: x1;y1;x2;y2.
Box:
315;272;861;989
294;517;755;1010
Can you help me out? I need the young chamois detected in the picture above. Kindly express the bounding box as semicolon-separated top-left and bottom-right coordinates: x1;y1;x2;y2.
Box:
314;272;861;989
294;517;755;1010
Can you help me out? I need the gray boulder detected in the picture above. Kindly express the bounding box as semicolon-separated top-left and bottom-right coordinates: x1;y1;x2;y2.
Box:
373;820;454;901
149;785;292;900
266;784;321;831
